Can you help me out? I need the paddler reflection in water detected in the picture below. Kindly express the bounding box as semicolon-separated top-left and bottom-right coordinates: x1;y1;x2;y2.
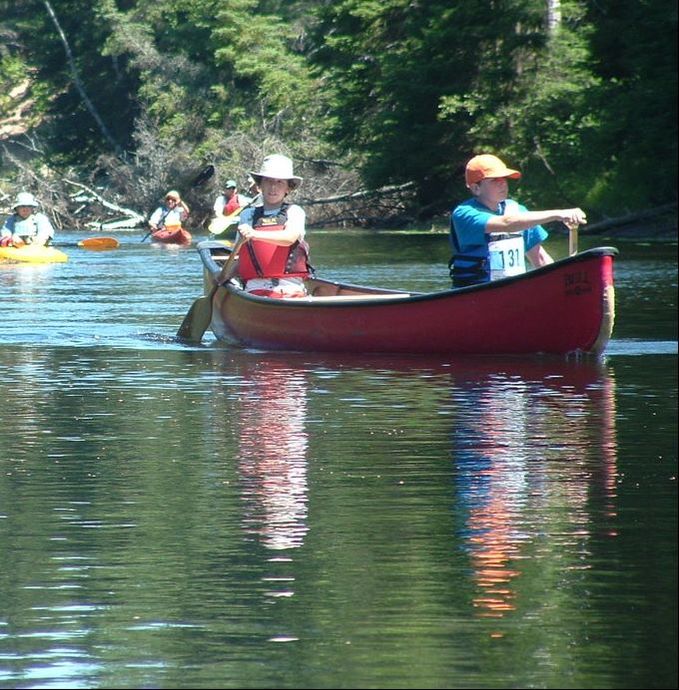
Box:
449;154;587;288
235;359;310;551
234;154;312;298
0;192;55;248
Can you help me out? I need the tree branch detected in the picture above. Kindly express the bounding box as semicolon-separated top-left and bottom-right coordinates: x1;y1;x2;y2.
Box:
64;179;146;224
42;0;124;157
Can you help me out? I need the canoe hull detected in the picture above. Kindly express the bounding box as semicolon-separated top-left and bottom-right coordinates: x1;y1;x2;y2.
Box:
198;243;616;356
0;245;68;264
151;227;192;246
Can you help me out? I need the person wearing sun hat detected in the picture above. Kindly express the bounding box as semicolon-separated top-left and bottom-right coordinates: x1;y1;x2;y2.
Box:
148;189;190;233
0;191;56;247
233;154;312;298
449;153;587;288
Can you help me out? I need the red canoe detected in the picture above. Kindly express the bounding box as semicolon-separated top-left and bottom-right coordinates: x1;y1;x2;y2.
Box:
194;241;617;356
151;226;192;246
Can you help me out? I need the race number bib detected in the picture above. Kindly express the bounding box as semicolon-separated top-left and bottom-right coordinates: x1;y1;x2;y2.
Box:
488;234;525;281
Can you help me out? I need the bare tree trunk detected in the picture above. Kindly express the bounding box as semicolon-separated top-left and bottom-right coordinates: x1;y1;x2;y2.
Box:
42;0;124;157
547;0;561;33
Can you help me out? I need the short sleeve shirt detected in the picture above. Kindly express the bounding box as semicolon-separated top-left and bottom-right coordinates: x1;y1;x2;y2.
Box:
451;198;548;254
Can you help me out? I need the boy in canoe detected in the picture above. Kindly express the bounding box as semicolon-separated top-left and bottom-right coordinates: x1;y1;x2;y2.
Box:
1;192;55;247
233;154;312;298
449;154;587;288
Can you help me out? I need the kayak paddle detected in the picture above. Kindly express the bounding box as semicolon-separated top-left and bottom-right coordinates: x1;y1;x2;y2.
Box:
57;236;120;250
208;194;262;235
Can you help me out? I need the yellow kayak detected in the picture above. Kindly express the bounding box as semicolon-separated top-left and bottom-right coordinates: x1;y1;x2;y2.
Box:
0;244;69;264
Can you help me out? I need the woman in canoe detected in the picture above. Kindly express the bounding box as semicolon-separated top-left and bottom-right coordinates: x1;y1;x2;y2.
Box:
233;154;312;298
449;154;587;288
0;192;55;247
148;190;190;235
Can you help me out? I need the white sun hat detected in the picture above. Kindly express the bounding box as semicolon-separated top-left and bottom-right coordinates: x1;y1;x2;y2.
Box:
249;154;302;190
13;191;40;208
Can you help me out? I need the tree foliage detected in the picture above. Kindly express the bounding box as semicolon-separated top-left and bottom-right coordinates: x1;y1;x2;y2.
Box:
0;0;676;225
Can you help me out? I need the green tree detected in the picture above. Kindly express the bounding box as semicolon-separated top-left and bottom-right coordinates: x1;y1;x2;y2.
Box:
582;0;677;211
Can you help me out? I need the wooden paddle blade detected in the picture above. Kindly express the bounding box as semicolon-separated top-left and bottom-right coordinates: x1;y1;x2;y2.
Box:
177;295;213;342
77;236;120;250
208;214;239;235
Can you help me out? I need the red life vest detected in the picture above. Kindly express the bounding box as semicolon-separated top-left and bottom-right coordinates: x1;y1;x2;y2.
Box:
224;194;241;215
238;205;312;281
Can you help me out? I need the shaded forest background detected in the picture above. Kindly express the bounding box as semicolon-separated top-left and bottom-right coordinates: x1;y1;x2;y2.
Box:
0;0;676;235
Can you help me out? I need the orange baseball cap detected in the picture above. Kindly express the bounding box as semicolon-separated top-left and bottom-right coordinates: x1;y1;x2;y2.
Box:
465;154;521;186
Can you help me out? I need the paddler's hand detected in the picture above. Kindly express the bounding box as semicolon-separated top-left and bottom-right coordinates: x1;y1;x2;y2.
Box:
238;225;256;241
561;208;587;227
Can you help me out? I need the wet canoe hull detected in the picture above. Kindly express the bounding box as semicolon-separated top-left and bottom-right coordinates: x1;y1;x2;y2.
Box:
196;242;617;356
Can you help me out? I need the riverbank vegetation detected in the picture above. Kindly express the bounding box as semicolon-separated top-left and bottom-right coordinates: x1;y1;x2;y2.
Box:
0;0;676;236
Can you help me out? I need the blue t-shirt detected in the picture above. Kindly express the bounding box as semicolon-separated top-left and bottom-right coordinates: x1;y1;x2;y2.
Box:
451;198;547;254
449;198;548;286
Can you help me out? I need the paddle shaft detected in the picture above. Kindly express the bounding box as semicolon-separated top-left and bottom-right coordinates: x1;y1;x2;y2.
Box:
142;208;175;242
217;236;248;286
567;223;579;256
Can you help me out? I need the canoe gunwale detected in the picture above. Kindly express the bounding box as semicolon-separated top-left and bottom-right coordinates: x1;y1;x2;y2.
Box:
195;241;618;355
197;241;618;309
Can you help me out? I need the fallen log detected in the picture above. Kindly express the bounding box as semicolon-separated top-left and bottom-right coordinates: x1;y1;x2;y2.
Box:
585;203;677;233
64;179;146;229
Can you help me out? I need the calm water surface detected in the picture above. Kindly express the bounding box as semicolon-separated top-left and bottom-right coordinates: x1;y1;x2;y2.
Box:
0;231;677;689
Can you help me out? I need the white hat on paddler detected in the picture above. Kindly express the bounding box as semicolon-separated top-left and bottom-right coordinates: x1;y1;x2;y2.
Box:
13;191;40;209
249;154;302;190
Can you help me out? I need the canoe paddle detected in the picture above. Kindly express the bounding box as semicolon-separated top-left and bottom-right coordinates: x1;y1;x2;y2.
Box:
176;236;248;342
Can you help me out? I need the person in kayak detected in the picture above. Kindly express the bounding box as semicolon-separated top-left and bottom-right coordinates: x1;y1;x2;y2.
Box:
1;192;56;247
449;154;587;288
148;190;189;233
234;154;312;298
213;179;251;219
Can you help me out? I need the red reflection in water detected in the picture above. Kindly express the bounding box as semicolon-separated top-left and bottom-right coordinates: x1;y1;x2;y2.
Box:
235;361;309;551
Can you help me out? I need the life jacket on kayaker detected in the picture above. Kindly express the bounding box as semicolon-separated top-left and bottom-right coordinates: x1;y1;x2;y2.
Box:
238;204;313;281
1;212;54;247
223;194;242;215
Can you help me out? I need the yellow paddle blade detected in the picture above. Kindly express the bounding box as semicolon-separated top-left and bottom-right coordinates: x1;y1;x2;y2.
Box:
208;213;240;235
